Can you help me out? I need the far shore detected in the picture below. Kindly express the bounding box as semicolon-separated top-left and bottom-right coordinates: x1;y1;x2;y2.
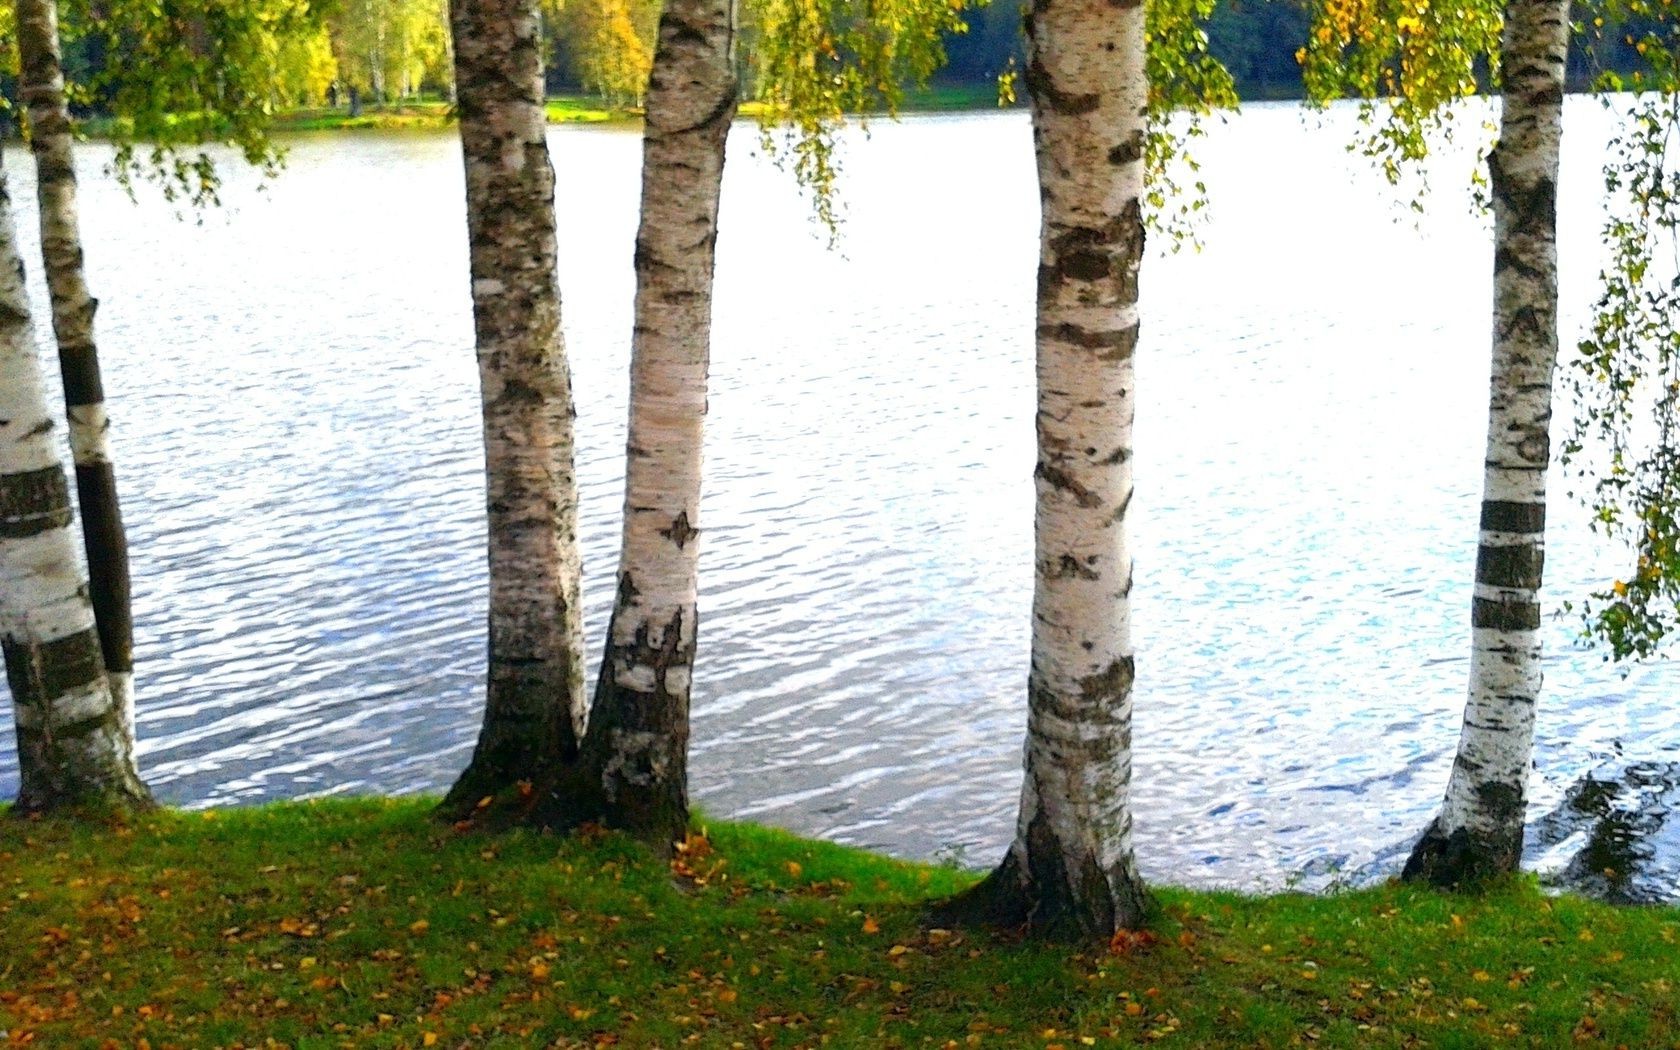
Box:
262;83;1014;134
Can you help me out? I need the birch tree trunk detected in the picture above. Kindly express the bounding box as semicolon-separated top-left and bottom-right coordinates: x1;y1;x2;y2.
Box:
1403;0;1568;886
0;159;150;815
934;0;1149;938
536;0;735;849
15;0;136;740
437;0;588;818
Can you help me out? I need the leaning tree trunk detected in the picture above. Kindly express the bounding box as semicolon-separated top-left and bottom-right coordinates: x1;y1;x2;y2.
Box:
1403;0;1569;887
437;0;588;819
523;0;736;849
933;0;1149;938
0;158;150;815
15;0;135;739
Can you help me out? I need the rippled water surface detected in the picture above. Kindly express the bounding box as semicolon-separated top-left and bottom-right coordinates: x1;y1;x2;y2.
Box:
2;101;1675;893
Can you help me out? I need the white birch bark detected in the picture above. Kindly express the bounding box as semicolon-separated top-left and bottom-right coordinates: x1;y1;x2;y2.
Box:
1404;0;1569;885
438;0;588;817
15;0;137;741
562;0;734;847
937;0;1148;937
0;160;149;813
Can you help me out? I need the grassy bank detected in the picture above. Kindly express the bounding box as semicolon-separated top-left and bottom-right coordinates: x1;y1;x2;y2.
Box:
263;98;628;133
262;84;1012;133
1;798;1675;1048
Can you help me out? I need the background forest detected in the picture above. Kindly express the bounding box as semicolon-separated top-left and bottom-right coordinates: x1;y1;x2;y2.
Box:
0;0;1667;118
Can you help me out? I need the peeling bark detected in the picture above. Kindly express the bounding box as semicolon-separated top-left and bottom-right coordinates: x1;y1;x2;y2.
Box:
437;0;588;818
15;0;135;738
932;0;1149;939
1404;0;1569;888
0;156;150;815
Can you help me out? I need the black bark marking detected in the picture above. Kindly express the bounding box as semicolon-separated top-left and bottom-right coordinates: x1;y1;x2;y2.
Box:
74;461;131;675
1050;553;1100;580
2;628;105;709
1035;463;1103;508
660;510;699;549
1038;321;1138;361
1480;500;1546;532
1107;132;1145;166
1402;812;1524;887
1475;542;1544;591
1023;58;1100;116
0;465;72;538
1472;597;1542;631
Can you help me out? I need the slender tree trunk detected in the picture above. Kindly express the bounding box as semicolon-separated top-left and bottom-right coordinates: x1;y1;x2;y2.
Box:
15;0;135;741
1403;0;1568;887
544;0;736;848
932;0;1148;939
0;157;150;815
437;0;588;818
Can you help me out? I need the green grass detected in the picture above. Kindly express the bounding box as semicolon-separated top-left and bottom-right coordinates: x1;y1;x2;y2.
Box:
266;85;1012;135
1;798;1676;1048
74;86;1015;142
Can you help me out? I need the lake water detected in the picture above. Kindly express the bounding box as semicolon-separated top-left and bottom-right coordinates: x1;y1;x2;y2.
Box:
1;100;1674;895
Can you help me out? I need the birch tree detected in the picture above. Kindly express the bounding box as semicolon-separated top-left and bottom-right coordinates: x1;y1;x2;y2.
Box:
452;0;976;844
1403;0;1570;886
560;0;736;846
0;157;151;816
933;0;1153;939
436;0;589;819
449;0;735;845
15;0;136;740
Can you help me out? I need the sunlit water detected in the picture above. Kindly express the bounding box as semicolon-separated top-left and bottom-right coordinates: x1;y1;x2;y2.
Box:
1;99;1674;895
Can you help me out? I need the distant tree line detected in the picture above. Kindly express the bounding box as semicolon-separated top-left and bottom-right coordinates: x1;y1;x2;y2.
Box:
940;0;1659;100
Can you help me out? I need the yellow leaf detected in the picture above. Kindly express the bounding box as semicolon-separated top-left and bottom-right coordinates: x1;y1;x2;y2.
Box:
423;1034;439;1047
785;861;803;879
862;916;880;935
410;919;431;934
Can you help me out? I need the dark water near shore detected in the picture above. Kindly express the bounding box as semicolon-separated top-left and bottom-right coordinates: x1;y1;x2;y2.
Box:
1;101;1675;896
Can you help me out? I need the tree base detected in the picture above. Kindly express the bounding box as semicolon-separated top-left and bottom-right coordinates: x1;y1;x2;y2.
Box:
926;846;1149;941
1401;817;1522;888
434;748;688;858
10;781;154;820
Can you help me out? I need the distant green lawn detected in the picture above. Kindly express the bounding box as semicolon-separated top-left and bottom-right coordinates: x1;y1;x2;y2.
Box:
260;84;1015;133
1;797;1675;1048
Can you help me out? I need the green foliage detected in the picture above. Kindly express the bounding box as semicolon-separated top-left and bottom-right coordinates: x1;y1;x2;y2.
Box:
50;0;329;206
747;0;1237;241
747;0;969;233
1148;0;1241;247
550;0;660;106
1562;3;1680;662
2;798;1679;1047
324;0;452;103
1299;0;1502;201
